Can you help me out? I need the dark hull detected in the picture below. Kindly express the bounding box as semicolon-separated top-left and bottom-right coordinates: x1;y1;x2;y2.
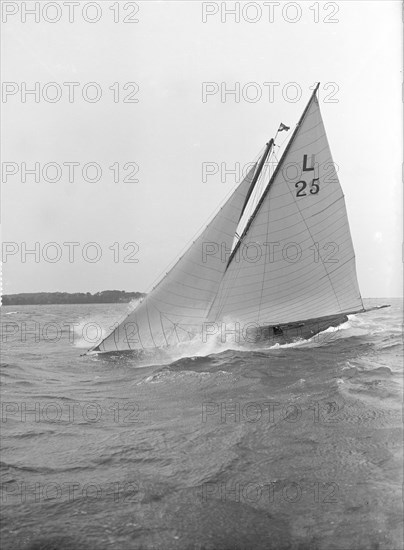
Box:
251;313;350;346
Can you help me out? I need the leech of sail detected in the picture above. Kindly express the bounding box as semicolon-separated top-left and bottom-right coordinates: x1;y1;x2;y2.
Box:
209;80;363;326
87;164;258;353
226;83;320;272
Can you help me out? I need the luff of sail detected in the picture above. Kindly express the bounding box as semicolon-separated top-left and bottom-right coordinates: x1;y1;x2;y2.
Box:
90;164;257;352
207;90;363;328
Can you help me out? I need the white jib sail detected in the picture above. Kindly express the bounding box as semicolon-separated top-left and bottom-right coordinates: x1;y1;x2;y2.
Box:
208;93;363;328
91;164;257;352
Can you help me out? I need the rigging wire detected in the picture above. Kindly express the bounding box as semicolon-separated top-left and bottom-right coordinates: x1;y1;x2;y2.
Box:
143;145;266;295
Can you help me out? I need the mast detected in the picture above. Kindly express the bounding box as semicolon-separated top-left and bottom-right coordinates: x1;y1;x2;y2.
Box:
225;83;320;270
239;138;274;221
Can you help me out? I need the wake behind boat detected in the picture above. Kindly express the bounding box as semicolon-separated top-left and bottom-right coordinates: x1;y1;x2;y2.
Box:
88;84;388;354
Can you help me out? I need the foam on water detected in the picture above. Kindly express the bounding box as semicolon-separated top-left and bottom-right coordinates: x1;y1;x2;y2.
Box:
72;298;143;349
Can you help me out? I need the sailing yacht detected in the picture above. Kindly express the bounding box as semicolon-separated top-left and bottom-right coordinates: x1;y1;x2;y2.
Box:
88;84;386;354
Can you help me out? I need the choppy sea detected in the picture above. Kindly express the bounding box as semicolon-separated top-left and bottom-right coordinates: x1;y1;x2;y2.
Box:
1;297;402;550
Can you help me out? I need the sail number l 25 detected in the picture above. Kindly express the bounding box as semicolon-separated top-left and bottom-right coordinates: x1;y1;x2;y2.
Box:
295;154;319;197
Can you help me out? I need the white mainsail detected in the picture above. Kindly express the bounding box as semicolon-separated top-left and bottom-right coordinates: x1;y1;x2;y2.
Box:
208;92;363;327
91;164;257;352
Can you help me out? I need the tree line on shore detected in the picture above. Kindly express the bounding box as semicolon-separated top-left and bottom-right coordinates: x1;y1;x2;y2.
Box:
2;290;146;306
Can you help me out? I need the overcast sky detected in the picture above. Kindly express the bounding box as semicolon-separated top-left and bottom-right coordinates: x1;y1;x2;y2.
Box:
2;0;402;298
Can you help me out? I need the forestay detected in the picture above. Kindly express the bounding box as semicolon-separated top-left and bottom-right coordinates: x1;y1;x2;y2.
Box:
91;165;257;352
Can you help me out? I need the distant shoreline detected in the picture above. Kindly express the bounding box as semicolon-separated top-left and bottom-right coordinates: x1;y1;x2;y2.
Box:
1;291;146;306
